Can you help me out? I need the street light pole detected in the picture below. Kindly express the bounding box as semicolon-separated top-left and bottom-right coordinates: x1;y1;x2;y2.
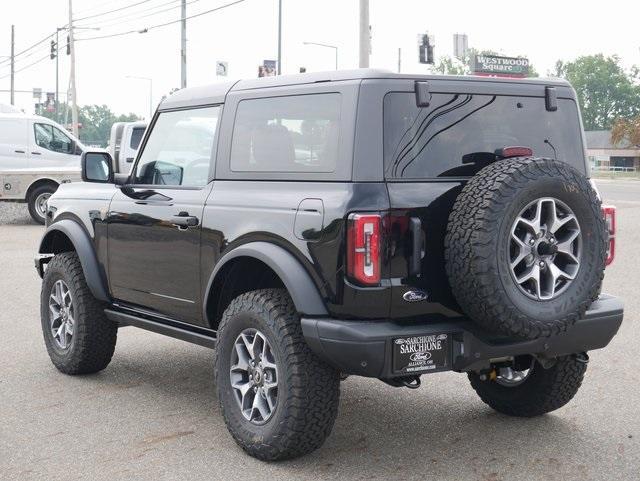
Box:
277;0;282;75
181;0;187;88
358;0;370;68
10;25;15;105
126;76;153;120
68;0;79;137
303;42;338;70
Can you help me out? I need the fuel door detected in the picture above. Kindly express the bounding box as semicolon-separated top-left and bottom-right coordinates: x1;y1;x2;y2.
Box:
294;198;324;241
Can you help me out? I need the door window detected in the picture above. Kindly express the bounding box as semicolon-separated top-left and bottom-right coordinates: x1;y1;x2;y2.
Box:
33;123;74;154
230;93;341;173
133;106;220;187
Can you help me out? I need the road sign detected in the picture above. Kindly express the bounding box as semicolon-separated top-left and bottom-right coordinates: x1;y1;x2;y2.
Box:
216;61;228;76
259;60;277;77
472;54;529;78
32;88;42;100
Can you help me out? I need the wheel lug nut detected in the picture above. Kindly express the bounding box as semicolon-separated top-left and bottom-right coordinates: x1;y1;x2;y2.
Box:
529;238;535;245
538;261;545;268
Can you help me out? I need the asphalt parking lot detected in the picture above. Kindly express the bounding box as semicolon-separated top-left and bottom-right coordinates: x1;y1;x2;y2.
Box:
1;179;638;481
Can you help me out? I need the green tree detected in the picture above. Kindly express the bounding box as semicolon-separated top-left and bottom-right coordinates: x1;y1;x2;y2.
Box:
554;54;640;130
434;48;538;77
40;103;139;147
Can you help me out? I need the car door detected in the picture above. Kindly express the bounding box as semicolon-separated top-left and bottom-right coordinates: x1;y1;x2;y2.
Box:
0;117;29;171
29;121;79;169
107;105;221;325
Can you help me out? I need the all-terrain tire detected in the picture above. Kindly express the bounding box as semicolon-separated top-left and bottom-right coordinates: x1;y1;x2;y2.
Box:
28;183;57;225
214;289;340;461
445;157;606;339
40;252;117;374
468;356;587;417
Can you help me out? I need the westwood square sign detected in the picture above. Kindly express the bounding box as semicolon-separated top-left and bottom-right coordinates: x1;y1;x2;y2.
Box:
472;54;530;78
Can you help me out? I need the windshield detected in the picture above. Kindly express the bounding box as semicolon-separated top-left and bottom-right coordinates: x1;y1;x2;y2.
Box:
383;93;586;179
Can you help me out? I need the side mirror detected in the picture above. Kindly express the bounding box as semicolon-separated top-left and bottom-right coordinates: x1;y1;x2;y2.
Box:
81;151;114;183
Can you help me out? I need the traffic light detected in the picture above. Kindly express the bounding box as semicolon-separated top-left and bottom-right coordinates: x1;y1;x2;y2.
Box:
66;35;71;55
418;34;434;64
50;40;57;60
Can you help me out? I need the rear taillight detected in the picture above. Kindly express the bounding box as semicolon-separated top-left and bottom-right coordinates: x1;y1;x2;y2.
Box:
602;205;616;266
495;146;533;158
347;213;381;285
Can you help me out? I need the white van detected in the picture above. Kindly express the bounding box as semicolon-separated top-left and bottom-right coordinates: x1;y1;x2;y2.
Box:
0;112;84;224
107;121;146;173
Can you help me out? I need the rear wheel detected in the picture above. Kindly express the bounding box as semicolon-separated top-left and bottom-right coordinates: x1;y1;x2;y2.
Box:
214;289;340;461
468;355;587;417
28;184;57;225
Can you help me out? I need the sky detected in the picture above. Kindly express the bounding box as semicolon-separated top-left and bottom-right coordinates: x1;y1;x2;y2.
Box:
1;0;639;120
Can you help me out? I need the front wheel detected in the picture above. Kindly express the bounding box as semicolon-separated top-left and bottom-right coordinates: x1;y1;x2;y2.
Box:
28;184;57;225
40;252;118;374
468;355;587;417
214;289;340;461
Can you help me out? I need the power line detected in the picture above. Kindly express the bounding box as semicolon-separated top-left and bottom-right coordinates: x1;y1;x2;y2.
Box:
0;31;54;66
76;0;246;42
0;53;51;80
76;0;204;30
73;0;158;23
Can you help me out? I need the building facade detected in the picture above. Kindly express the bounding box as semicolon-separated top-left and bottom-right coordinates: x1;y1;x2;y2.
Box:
585;130;640;172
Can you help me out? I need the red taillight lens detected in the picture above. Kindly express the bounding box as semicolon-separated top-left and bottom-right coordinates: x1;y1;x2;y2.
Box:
495;146;533;158
347;213;381;285
602;205;616;266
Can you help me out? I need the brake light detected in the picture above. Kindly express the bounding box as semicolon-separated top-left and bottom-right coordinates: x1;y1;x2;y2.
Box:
602;205;616;266
347;213;381;285
495;146;533;158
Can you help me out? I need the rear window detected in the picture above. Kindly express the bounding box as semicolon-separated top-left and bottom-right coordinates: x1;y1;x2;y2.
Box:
384;93;586;179
230;93;341;173
130;127;145;149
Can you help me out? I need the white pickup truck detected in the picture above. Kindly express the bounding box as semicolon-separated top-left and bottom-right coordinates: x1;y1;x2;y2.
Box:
0;112;84;224
107;121;146;174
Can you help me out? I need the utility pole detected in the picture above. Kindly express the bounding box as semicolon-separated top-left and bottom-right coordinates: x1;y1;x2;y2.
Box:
277;0;282;75
397;47;401;73
358;0;369;68
68;0;79;137
55;29;59;122
10;25;15;105
181;0;187;88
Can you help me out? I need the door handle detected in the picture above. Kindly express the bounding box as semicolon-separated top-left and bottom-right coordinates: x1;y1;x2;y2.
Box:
172;212;199;228
14;150;25;154
31;151;41;155
126;157;134;163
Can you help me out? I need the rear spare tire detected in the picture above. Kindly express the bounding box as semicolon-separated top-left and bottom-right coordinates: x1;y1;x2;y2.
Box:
445;157;606;339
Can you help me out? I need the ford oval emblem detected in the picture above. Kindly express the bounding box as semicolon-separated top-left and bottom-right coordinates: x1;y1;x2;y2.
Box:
403;290;427;303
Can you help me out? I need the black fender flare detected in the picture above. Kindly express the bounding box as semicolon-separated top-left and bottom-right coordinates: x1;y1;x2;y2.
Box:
38;219;110;302
204;241;328;320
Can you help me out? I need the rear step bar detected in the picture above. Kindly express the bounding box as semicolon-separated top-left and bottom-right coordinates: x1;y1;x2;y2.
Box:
104;308;217;349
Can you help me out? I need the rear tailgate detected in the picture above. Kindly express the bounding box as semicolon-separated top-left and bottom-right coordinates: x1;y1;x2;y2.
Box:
382;79;587;320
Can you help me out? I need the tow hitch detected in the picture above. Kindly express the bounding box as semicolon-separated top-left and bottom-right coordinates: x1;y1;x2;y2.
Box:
382;375;421;389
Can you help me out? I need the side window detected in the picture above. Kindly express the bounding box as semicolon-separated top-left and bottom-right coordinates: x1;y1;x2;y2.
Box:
134;106;220;187
130;127;145;150
34;123;73;154
230;93;341;173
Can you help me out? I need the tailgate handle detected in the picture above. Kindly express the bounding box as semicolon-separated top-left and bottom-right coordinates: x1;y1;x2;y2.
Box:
409;217;423;276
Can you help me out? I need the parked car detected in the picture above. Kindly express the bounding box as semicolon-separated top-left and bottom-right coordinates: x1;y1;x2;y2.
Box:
107;121;146;174
0;112;83;223
35;69;623;461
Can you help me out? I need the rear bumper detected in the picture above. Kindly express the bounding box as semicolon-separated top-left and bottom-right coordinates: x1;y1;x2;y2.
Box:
301;294;624;379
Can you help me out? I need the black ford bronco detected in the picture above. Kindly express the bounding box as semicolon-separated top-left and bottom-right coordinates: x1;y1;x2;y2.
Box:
35;69;623;461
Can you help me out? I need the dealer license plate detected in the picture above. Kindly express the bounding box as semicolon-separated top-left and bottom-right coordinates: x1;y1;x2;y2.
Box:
392;333;451;374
